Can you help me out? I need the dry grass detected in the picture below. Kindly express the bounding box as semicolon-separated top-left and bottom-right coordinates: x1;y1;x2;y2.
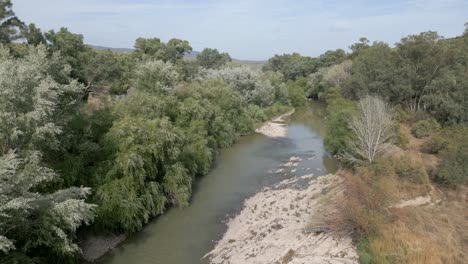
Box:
331;129;467;264
369;187;468;264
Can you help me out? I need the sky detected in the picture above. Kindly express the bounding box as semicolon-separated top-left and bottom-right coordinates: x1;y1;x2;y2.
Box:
12;0;468;60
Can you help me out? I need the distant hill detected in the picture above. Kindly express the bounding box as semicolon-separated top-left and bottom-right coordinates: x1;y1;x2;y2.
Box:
88;45;266;66
88;45;133;53
184;50;200;60
184;51;266;65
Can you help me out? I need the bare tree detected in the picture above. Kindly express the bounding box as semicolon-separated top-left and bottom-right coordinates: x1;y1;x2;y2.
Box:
345;95;394;163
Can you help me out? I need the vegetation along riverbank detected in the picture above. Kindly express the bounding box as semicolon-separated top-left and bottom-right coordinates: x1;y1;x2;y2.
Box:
1;1;467;263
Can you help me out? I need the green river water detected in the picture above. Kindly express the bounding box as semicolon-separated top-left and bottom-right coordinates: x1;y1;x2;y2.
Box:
101;101;337;264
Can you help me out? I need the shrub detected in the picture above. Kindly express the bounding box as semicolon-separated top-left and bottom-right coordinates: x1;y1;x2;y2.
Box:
411;118;440;138
420;135;448;154
393;157;429;185
393;105;412;122
287;81;306;107
324;96;356;155
247;105;267;122
263;103;292;120
394;125;409;149
434;143;468;187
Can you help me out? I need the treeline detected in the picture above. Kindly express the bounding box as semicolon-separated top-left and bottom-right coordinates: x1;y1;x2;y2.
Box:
0;2;297;263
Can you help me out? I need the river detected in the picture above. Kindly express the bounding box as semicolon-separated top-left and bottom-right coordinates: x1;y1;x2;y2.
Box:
100;101;337;264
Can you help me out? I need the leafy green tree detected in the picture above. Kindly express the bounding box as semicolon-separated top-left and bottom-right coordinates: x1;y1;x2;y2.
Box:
315;49;347;68
134;37;165;58
248;80;275;107
396;31;454;111
349;37;370;58
0;45;82;153
287;78;307;107
82;49;125;94
45;28;91;81
0;0;23;43
22;23;46;46
95;116;183;232
0;152;96;262
0;45;95;262
163;38;192;62
199;66;257;100
196;48;232;69
422;33;468;123
134;37;192;63
176;59;200;81
347;42;401;101
133;59;179;94
308;60;352;100
324;92;357;156
263;53;316;80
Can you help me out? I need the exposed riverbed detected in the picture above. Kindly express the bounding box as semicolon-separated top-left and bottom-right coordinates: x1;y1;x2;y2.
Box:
99;102;339;264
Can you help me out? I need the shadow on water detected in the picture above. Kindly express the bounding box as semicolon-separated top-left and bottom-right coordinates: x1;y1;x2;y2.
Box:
100;101;337;264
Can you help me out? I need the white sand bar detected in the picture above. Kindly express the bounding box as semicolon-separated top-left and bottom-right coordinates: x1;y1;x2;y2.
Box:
204;174;358;264
255;109;295;138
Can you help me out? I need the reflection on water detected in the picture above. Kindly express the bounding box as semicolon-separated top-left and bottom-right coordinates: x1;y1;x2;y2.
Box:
100;101;337;264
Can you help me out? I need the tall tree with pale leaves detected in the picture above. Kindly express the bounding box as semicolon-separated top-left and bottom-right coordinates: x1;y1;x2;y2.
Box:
0;45;96;262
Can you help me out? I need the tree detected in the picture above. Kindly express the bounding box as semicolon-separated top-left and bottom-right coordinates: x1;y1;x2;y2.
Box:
315;49;347;68
95;116;183;232
0;45;95;262
82;49;124;94
396;31;453;111
0;0;23;43
196;48;231;69
0;152;96;262
133;60;179;94
198;66;279;107
134;37;192;63
45;28;91;81
22;23;46;46
345;96;394;163
163;38;192;62
248;80;275;107
0;45;83;153
347;42;401;101
134;37;164;58
263;53;316;80
349;37;370;58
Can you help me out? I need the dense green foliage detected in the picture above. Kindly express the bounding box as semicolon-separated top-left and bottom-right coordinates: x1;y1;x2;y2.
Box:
0;45;96;263
411;118;441;138
0;2;302;262
323;94;356;156
262;49;347;81
262;53;317;80
196;48;232;69
431;127;468;187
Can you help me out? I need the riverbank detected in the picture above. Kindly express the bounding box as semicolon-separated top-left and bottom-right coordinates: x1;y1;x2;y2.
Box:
204;170;358;264
255;109;295;138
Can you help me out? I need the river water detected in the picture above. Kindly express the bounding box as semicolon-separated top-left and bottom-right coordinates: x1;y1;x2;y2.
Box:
100;101;337;264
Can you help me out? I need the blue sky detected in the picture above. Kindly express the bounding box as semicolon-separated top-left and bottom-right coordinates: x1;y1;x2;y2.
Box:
13;0;468;60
